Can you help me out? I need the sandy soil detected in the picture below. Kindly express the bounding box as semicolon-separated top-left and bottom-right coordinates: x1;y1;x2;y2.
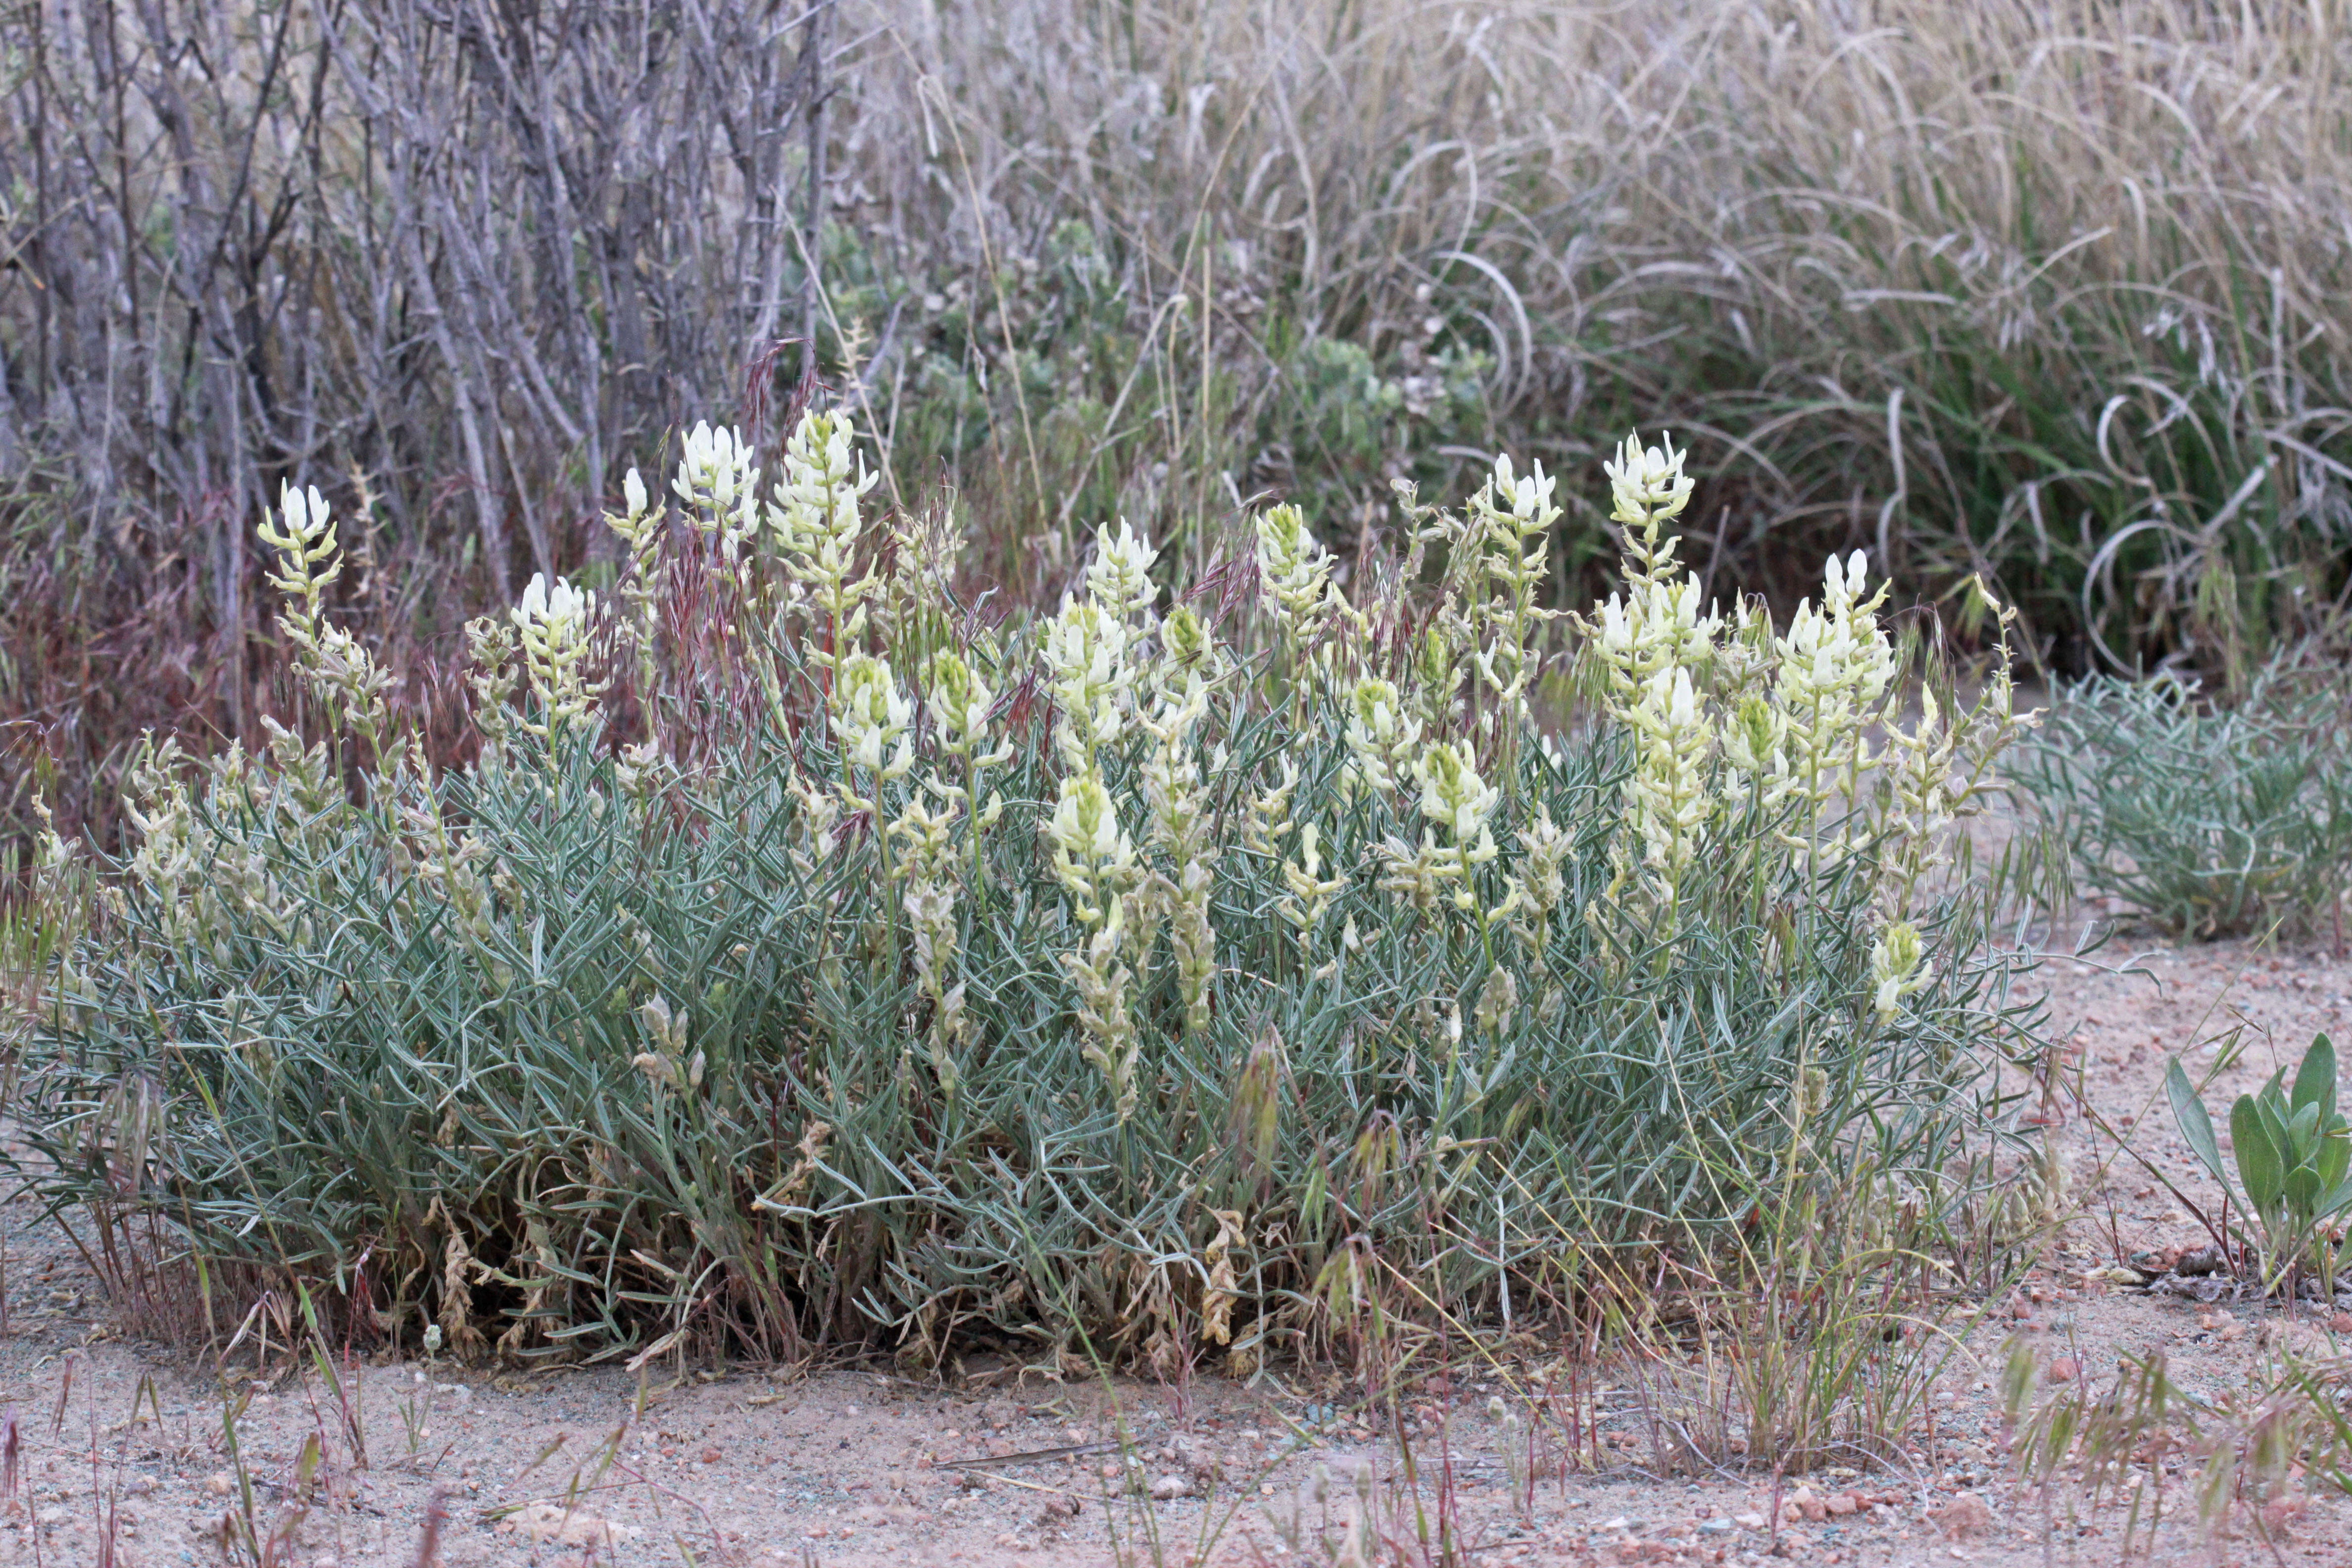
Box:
3;931;2350;1568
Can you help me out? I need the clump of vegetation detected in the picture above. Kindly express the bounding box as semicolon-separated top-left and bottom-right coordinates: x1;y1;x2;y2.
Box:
2166;1032;2352;1298
12;414;2039;1375
2009;656;2352;939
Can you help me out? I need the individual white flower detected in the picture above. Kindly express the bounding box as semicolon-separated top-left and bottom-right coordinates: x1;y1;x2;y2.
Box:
673;421;761;554
1253;503;1336;639
1342;677;1421;793
1413;741;1500;849
1869;921;1930;1020
1722;692;1790;791
1085;518;1160;619
1624;666;1712;895
519;574;588;642
1602;430;1694;527
1043;598;1134;768
1047;768;1139;925
1771;548;1897;821
767;409;883;678
504;573;604;737
1488;452;1556;525
256;482;343;606
924;650;1007;767
1596;595;1632;660
832;653;914;778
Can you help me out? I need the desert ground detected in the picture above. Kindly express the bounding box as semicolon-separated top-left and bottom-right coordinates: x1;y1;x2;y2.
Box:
0;931;2345;1568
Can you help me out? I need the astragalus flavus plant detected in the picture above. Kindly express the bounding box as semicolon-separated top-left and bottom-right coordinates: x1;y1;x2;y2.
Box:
15;411;2043;1374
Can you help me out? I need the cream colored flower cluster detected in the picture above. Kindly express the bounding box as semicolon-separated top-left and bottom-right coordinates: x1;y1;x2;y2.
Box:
256;483;395;749
1571;429;2027;996
207;409;2026;1134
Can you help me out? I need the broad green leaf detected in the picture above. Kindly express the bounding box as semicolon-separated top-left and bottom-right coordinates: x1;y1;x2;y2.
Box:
2167;1060;2228;1184
2286;1164;2323;1214
2291;1101;2323;1159
2257;1091;2295;1178
2233;1093;2284;1211
2320;1125;2351;1195
2299;1033;2341;1123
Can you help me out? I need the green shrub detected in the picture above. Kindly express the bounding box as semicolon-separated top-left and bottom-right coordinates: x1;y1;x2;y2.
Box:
12;420;2040;1370
2010;657;2352;939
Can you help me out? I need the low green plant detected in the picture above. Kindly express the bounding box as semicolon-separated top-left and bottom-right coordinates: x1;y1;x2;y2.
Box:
2010;657;2352;940
2169;1032;2352;1296
11;413;2042;1372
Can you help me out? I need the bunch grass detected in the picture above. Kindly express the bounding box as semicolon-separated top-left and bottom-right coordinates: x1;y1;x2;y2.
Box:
2010;647;2352;940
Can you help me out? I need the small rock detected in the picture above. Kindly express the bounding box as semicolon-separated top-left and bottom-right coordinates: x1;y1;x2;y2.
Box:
2046;1357;2079;1384
1933;1494;1993;1541
1824;1493;1859;1517
1734;1512;1766;1530
34;1507;65;1527
1150;1473;1191;1500
2330;1311;2352;1334
204;1474;233;1498
699;1446;722;1465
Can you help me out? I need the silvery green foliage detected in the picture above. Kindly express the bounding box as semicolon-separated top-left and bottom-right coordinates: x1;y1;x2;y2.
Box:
2013;660;2352;939
17;418;2042;1370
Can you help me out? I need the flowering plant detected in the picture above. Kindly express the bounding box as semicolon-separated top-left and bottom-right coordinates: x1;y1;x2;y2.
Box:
17;412;2042;1373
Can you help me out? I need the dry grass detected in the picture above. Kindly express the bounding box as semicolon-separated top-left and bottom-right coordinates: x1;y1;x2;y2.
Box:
4;0;2349;844
845;0;2352;640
